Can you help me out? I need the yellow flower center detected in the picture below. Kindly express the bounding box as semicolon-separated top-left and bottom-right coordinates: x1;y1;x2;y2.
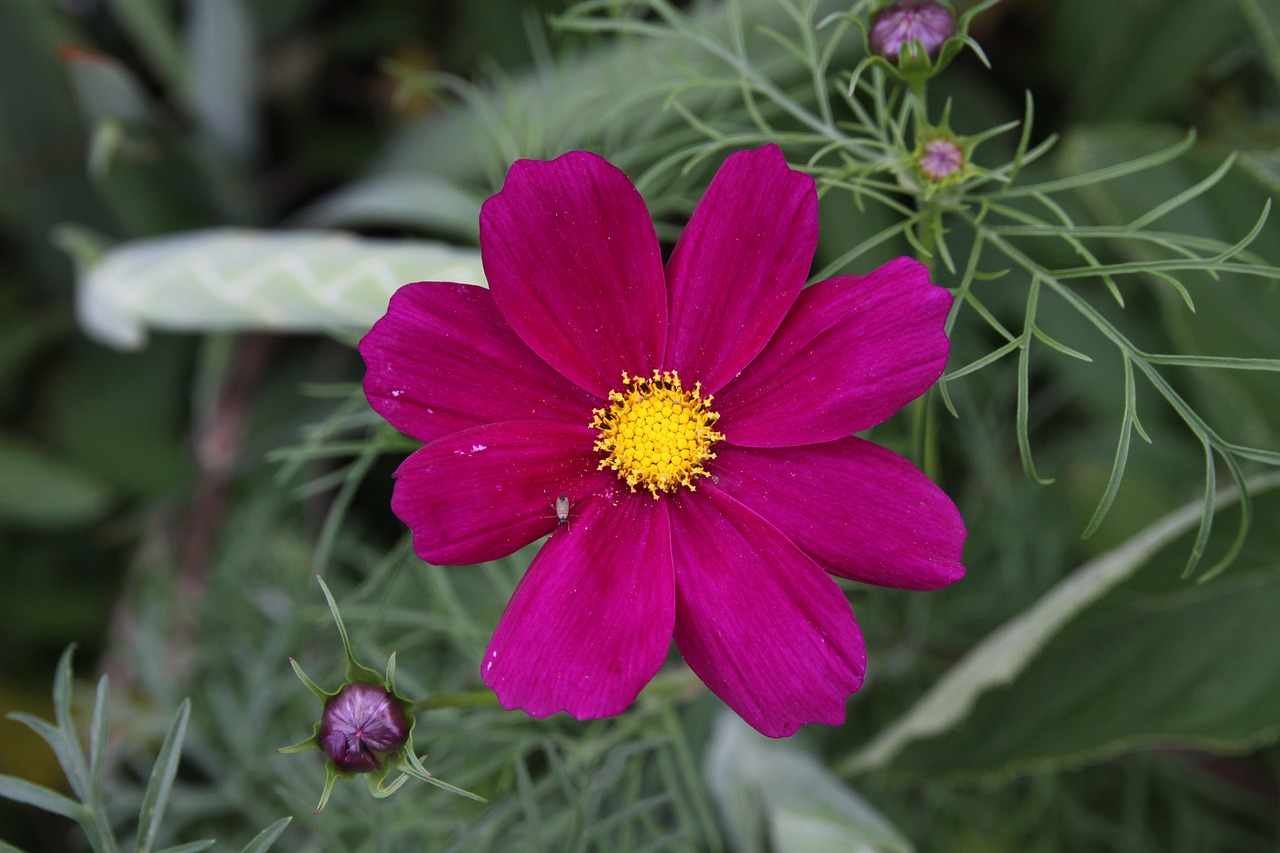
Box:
591;370;725;498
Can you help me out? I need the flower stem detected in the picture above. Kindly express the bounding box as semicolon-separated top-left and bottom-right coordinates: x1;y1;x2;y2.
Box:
413;690;502;713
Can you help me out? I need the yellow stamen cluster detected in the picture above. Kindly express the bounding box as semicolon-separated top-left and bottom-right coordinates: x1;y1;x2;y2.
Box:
591;370;725;498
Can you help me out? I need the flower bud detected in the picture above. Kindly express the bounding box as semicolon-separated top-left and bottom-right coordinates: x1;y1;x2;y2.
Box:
869;1;955;61
318;681;410;774
917;137;964;182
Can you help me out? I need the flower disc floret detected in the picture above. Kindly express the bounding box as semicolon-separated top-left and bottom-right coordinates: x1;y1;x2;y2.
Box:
591;370;725;498
918;138;964;181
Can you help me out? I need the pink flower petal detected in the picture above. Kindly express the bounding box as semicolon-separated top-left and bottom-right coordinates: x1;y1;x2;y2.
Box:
663;145;818;393
481;152;667;398
360;282;598;444
716;257;952;447
668;486;865;738
482;493;675;719
391;420;615;565
713;440;966;590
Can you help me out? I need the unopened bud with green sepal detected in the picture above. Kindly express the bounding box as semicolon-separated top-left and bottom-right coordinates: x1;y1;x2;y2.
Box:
278;576;485;813
839;0;1001;90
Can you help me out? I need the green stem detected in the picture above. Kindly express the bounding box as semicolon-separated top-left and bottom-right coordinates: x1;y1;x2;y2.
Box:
413;690;502;714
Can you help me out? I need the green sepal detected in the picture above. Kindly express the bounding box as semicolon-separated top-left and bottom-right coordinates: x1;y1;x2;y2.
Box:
398;749;487;802
275;722;321;756
287;658;333;704
315;575;385;687
313;767;339;815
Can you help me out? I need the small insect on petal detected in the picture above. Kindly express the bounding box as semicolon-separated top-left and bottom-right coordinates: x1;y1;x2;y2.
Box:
555;493;572;531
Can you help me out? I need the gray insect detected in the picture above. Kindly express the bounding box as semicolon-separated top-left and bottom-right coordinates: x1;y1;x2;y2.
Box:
551;493;573;532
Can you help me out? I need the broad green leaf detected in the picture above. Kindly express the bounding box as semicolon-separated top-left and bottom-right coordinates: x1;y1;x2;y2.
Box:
707;714;912;853
0;436;113;527
73;228;486;349
292;173;483;241
843;474;1280;775
1043;0;1247;123
186;0;257;159
42;335;193;497
882;567;1280;781
0;1;114;282
0;774;82;820
62;46;151;125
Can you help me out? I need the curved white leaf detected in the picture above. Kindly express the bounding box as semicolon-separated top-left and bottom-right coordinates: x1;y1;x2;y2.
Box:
75;228;486;349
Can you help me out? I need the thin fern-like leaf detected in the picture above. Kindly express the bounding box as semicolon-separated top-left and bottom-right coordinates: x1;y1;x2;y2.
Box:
1082;355;1138;539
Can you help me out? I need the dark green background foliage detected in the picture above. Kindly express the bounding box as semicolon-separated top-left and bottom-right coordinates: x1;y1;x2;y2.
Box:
2;0;1278;850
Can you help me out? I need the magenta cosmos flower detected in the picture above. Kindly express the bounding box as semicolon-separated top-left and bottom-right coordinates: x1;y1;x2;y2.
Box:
359;145;965;738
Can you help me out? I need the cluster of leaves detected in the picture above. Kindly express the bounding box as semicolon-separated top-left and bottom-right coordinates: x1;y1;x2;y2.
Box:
0;648;290;853
558;0;1280;580
3;0;1280;851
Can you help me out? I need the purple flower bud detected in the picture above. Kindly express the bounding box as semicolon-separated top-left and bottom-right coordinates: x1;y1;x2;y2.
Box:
917;138;964;181
870;1;955;60
318;682;409;773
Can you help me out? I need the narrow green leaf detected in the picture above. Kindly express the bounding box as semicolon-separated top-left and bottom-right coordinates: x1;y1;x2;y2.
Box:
88;676;110;795
1016;280;1053;485
1197;453;1253;583
1125;153;1237;230
134;700;191;853
940;337;1021;384
51;647;89;800
0;774;83;820
1144;353;1280;371
1003;130;1196;197
152;843;215;853
1030;324;1093;363
1181;444;1217;579
236;818;293;853
1082;356;1137;538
